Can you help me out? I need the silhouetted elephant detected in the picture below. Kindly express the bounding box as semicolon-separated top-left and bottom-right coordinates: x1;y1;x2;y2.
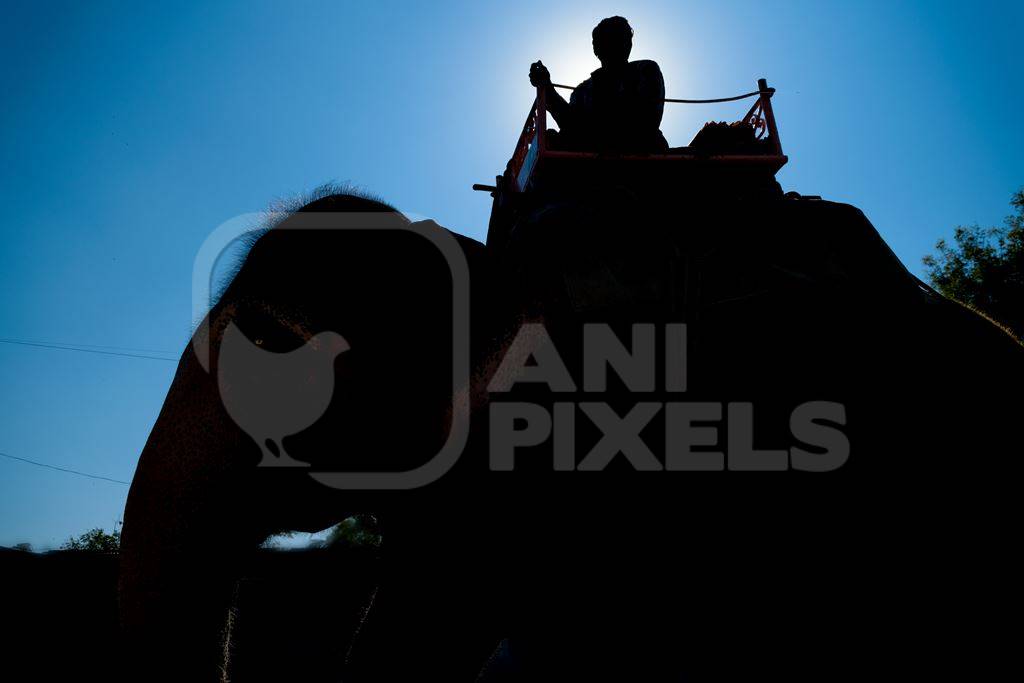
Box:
120;188;1023;682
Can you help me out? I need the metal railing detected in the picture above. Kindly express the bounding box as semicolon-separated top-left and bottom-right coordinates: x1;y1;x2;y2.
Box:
503;78;784;192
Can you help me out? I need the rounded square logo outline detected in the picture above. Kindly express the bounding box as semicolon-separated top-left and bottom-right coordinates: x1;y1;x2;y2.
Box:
192;211;470;490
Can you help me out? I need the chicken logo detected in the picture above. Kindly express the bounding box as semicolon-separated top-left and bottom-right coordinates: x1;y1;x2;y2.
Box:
218;322;350;467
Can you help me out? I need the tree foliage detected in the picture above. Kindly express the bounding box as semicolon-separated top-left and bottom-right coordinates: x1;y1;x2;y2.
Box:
61;527;121;552
923;188;1024;339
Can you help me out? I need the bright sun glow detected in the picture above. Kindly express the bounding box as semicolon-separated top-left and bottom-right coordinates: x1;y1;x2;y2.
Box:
524;11;715;145
536;12;677;90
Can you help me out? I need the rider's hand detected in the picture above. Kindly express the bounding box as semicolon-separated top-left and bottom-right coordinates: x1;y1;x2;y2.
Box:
529;60;551;87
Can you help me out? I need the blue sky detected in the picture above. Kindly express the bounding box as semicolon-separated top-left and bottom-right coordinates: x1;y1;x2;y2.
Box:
1;0;1021;547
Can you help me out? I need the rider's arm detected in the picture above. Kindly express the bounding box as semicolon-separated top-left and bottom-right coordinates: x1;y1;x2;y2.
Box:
634;60;666;130
530;61;575;131
544;85;575;130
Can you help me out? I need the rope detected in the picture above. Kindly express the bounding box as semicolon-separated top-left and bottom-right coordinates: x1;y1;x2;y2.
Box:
551;83;765;104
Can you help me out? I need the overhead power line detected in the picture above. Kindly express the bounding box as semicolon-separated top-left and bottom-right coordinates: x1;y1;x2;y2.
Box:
0;337;178;362
0;450;130;485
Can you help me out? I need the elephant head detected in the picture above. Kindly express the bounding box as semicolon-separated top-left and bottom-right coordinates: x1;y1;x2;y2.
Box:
118;190;500;680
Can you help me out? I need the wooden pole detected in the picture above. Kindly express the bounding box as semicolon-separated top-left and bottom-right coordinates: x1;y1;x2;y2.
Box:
536;85;547;156
758;78;783;156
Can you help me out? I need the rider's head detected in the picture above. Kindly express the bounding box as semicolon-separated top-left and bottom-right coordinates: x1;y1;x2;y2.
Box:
592;16;633;67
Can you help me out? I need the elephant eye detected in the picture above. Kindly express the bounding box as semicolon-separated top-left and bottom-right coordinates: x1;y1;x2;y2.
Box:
230;308;307;353
250;327;304;352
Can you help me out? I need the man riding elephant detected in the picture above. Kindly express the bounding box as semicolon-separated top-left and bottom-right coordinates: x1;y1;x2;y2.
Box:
529;16;670;153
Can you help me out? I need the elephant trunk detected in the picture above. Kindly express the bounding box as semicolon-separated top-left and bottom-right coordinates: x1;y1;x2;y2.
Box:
119;341;271;681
